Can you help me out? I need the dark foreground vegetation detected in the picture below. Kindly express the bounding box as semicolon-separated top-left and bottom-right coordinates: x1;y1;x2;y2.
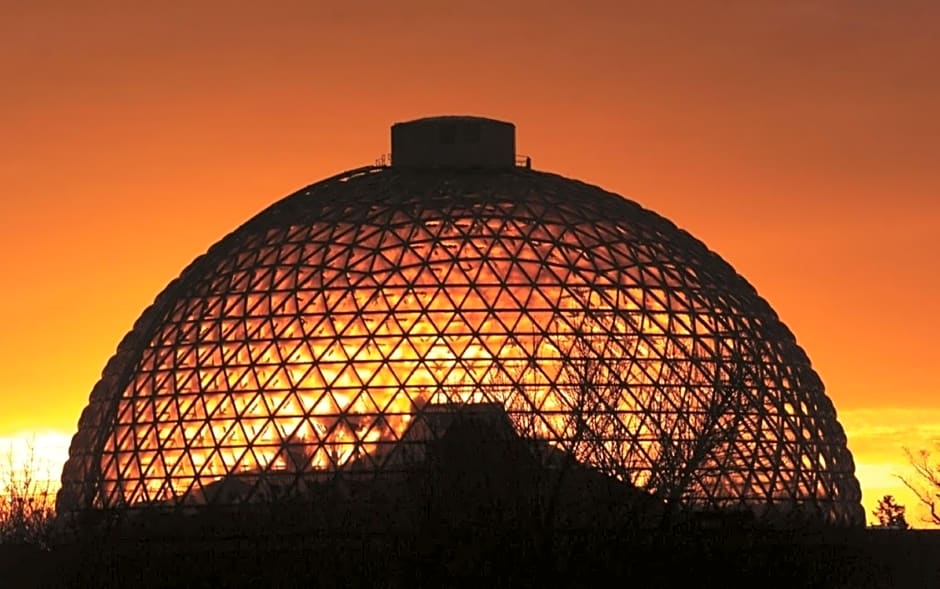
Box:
2;517;938;588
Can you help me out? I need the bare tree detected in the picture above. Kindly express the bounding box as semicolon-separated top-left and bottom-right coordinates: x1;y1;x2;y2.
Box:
469;284;761;533
642;346;752;519
899;446;940;526
545;291;753;517
0;439;56;546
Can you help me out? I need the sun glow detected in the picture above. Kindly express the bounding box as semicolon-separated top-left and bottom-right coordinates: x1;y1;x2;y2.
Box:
840;408;940;527
0;432;71;500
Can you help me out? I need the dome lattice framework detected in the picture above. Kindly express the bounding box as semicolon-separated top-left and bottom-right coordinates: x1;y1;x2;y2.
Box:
59;164;863;525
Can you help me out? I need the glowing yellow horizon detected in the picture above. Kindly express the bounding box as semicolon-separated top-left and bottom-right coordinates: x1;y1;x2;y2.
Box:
0;432;72;503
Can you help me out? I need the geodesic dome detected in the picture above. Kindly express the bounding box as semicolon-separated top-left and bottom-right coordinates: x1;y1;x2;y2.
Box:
59;116;863;526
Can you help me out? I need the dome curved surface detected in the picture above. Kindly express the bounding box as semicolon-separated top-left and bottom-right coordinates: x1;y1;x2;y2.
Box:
59;165;863;525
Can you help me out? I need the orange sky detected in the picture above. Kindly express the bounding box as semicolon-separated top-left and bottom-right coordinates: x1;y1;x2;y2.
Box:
2;1;938;524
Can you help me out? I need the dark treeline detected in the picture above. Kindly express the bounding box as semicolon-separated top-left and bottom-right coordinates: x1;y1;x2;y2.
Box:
3;510;939;588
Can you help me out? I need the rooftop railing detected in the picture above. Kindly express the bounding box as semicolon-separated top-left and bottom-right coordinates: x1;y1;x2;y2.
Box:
373;153;532;168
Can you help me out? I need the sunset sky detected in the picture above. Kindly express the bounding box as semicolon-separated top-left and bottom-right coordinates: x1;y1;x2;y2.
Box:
2;1;938;524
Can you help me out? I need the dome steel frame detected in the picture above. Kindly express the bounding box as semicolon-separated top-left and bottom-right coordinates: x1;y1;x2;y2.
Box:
59;165;864;526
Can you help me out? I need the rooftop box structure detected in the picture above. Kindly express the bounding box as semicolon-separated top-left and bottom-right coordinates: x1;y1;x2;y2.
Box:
391;116;515;168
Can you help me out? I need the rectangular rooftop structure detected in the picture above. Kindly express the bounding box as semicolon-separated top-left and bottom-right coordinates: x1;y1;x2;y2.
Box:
391;116;515;168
